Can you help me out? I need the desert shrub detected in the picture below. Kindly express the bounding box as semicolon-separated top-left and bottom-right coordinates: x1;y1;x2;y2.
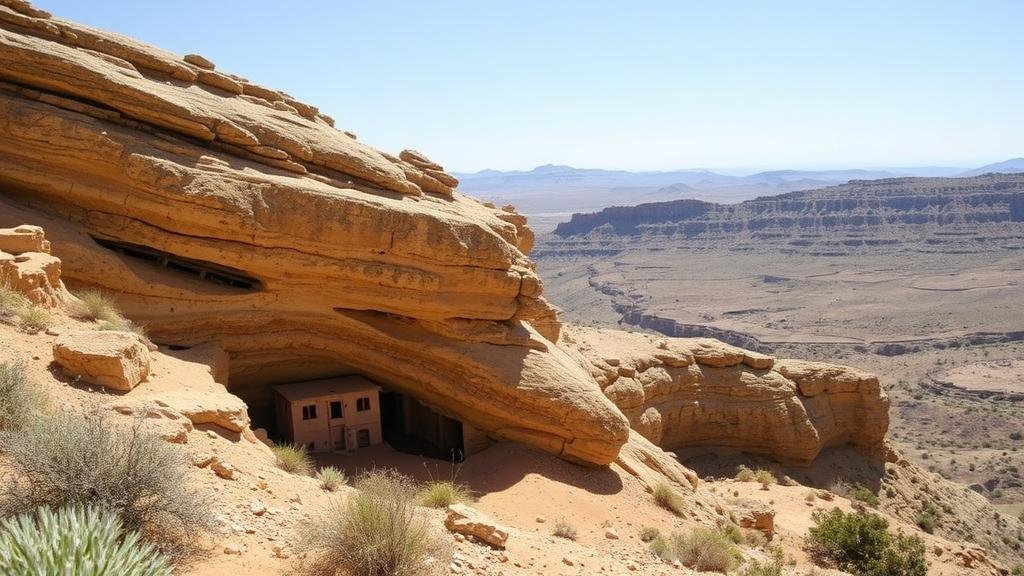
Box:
0;410;211;544
14;305;51;332
640;526;660;542
739;545;784;576
0;362;45;431
915;501;941;534
720;522;743;544
806;508;927;576
0;283;27;317
418;480;471;508
649;535;669;557
1011;563;1024;576
96;317;148;339
317;466;346;492
297;469;449;576
553;520;577;540
849;484;880;507
735;466;756;482
655;527;741;573
755;469;776;489
653;481;686;516
0;505;171;576
272;443;313;475
67;290;121;322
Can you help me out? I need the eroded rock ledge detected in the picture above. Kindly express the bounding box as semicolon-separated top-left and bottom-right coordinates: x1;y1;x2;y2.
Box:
563;326;889;466
0;0;626;465
0;0;888;474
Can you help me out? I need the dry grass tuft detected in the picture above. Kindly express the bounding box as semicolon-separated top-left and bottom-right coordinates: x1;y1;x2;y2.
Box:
297;469;450;576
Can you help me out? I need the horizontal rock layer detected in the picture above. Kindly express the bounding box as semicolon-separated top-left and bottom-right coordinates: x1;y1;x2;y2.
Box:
563;326;889;466
0;3;629;466
551;175;1024;251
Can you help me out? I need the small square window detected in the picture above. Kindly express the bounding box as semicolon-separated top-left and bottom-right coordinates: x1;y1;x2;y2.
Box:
330;401;343;419
356;397;370;412
302;404;317;420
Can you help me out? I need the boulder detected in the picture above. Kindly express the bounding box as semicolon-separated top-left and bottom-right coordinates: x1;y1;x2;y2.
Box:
444;504;509;549
734;501;775;536
52;331;151;391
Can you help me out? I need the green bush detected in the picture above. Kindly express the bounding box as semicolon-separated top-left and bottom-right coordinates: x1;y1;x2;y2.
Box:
915;501;941;534
653;481;686;516
0;410;211;543
0;505;171;576
0;362;46;431
806;508;927;576
849;484;880;507
738;545;784;576
553;520;577;540
317;466;346;492
67;290;121;322
654;527;741;573
272;443;314;475
297;469;449;576
417;480;471;508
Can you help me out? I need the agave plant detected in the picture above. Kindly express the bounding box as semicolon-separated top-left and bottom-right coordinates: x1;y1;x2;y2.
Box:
0;505;171;576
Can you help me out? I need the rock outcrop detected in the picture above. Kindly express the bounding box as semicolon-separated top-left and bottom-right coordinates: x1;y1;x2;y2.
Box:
0;1;890;474
0;224;67;307
52;330;151;391
0;1;627;465
563;326;889;466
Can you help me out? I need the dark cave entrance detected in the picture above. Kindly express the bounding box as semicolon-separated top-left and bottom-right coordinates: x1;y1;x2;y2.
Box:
379;389;465;462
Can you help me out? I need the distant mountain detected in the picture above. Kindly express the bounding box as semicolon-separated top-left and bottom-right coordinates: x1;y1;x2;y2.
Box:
455;160;1023;233
958;158;1024;177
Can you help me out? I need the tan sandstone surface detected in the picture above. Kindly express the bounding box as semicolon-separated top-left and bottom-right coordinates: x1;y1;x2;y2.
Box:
0;2;1014;574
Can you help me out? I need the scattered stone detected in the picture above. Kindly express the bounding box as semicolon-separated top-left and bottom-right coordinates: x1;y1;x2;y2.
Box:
604;527;619;539
211;458;238;480
445;504;509;549
223;543;241;555
250;501;267;516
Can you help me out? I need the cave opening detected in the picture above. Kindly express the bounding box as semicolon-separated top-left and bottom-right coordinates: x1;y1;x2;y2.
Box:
379;390;465;463
91;236;261;290
240;369;471;462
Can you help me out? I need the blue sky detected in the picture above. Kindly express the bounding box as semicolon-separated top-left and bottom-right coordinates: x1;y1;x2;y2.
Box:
37;1;1024;172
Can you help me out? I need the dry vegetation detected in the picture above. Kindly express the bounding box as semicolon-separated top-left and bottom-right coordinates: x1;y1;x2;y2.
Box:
297;469;450;576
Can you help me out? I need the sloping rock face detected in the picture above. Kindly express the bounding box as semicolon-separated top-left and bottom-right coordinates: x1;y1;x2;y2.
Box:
562;326;889;466
0;1;627;465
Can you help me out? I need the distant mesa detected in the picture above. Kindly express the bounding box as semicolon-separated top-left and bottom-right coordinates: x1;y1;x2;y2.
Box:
551;173;1024;239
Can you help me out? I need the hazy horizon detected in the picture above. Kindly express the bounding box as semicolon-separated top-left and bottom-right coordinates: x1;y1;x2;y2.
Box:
36;1;1024;173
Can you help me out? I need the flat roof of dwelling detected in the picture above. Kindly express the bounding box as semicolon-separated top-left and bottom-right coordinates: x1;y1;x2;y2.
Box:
272;375;381;402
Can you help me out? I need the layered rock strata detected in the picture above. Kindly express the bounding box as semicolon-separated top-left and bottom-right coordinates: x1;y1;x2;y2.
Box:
563;326;889;466
0;1;627;465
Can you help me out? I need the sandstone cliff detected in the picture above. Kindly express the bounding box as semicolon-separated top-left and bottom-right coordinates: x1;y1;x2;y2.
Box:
0;0;889;477
0;0;627;465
